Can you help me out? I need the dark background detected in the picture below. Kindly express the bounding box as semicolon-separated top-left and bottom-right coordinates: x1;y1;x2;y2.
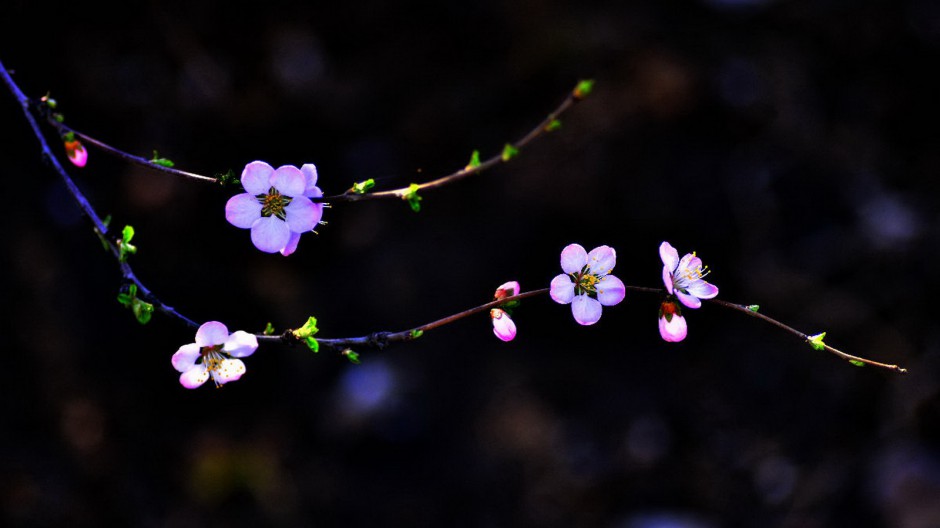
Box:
2;0;939;526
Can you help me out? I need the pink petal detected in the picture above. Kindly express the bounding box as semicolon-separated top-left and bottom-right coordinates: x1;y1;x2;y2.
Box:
179;365;210;389
241;161;275;195
495;281;520;297
225;193;262;229
550;274;575;304
270;165;306;197
301;164;321;194
171;343;201;373
284;197;321;232
571;295;603;325
66;141;88;167
662;266;675;294
491;309;517;342
676;291;702;309
211;358;246;384
587;245;616;275
560;244;588;274
687;280;719;300
281;231;301;256
659;313;687;342
196;321;229;347
596;275;626;306
659;241;679;271
250;216;291;253
223;331;258;358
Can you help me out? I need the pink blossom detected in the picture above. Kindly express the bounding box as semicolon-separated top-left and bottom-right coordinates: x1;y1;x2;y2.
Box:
491;281;519;341
660;241;718;309
550;244;625;325
64;139;87;167
225;161;323;255
171;321;258;389
658;300;688;342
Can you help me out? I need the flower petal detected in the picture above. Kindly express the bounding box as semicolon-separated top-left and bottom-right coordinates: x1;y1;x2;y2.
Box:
284;196;321;232
301;164;322;196
687;280;719;300
491;309;517;342
224;331;259;358
495;281;520;297
659;313;687;342
676;291;702;309
550;274;575;304
571;295;603;325
171;343;201;373
179;365;210;389
659;241;679;271
212;358;247;384
677;253;699;275
281;231;301;256
225;193;262;229
662;266;675;294
560;244;588;274
596;275;626;306
270;165;306;197
196;321;229;347
587;245;616;275
250;216;291;253
241;161;275;195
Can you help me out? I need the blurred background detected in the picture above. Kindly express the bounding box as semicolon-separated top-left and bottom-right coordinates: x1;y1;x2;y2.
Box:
2;0;939;526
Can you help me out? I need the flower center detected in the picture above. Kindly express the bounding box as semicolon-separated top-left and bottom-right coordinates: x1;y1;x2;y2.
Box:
258;187;292;219
573;266;601;296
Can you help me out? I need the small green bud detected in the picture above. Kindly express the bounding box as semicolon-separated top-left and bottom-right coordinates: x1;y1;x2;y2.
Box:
403;183;423;212
263;322;276;336
849;360;865;367
41;94;57;109
216;169;239;187
351;178;376;194
466;150;482;170
410;329;424;340
342;349;361;364
501;143;519;162
118;225;137;262
545;119;562;132
574;79;595;99
746;305;760;312
292;316;319;339
305;336;320;353
132;299;154;324
95;215;112;251
53;113;65;123
150;150;175;168
807;332;827;351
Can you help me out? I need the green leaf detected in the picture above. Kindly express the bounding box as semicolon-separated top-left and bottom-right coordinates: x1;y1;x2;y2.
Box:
131;299;154;324
118;225;138;262
545;119;562;132
574;79;595;99
410;329;424;340
342;349;361;364
304;336;320;353
849;360;865;367
263;322;276;336
466;150;481;170
807;332;827;351
95;214;112;251
150;150;175;168
403;183;423;212
351;178;376;194
746;305;760;312
292;316;319;339
501;143;519;162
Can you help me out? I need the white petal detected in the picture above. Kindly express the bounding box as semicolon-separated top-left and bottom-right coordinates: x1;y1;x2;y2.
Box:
571;295;603;325
171;343;201;373
586;245;616;275
659;313;687;342
676;291;702;309
250;216;291;253
241;161;274;195
179;365;210;389
196;321;229;347
270;165;306;197
225;193;262;229
596;275;626;306
491;310;517;342
550;274;575;304
224;331;258;358
284;197;321;232
560;244;588;274
659;241;679;271
212;358;247;384
301;163;319;188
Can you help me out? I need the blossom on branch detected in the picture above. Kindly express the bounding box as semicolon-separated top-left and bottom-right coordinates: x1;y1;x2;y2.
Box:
64;139;87;167
550;244;625;325
658;299;687;342
171;321;258;389
225;161;323;255
658;241;718;342
491;281;519;342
